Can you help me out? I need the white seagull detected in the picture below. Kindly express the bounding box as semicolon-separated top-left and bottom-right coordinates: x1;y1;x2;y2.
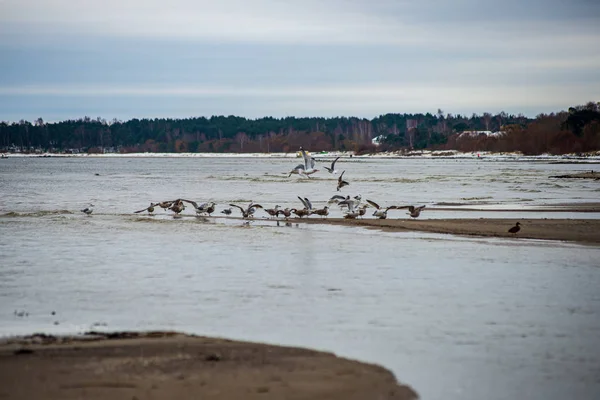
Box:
288;147;319;178
297;196;314;212
328;195;347;205
366;199;398;219
81;204;94;215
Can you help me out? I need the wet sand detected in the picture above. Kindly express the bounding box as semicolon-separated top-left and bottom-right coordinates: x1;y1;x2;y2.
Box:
0;331;418;400
295;218;600;245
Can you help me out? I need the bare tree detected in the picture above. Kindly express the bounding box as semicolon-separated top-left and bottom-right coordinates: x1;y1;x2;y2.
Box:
483;112;492;131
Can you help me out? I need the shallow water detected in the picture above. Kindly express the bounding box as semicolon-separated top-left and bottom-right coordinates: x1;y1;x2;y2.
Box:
1;157;600;400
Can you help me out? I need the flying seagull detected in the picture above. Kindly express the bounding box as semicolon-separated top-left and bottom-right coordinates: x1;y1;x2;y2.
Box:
134;203;156;215
297;196;314;211
288;147;319;178
337;170;349;191
406;205;426;218
324;156;341;174
338;195;362;212
182;199;216;216
156;200;175;211
366;199;398;219
328;194;347;204
229;202;263;218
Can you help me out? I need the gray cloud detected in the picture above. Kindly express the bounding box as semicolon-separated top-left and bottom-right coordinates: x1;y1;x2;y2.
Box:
0;0;598;121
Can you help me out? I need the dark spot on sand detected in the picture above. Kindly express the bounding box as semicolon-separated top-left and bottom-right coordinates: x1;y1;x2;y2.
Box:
205;353;222;362
14;348;34;355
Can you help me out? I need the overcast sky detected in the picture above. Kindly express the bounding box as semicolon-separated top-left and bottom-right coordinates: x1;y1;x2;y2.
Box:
1;0;599;122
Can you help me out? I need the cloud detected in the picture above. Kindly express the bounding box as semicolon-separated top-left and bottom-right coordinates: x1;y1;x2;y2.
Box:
0;0;598;121
1;81;595;108
2;0;597;50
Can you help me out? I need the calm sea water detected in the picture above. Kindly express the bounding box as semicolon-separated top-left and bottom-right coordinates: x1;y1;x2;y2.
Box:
1;156;600;400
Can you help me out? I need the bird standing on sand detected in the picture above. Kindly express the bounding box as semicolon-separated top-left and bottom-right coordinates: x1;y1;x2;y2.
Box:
80;204;94;215
264;205;281;218
343;211;360;219
324;156;341;174
311;206;329;219
337;170;349;191
291;208;311;218
276;208;293;219
169;200;185;215
508;222;521;234
134;203;156;215
357;204;368;218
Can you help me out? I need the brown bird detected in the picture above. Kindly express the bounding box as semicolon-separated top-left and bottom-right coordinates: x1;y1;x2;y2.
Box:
357;204;368;218
157;200;175;211
263;205;281;218
508;222;521;234
169;199;185;215
291;208;310;218
276;208;293;219
337;170;349;191
134;203;156;214
343;211;360;219
310;206;329;219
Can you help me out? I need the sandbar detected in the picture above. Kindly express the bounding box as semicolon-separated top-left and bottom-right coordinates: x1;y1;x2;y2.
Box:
294;218;600;245
0;331;418;400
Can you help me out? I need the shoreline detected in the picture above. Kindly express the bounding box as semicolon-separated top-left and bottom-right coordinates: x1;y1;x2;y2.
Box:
0;331;418;400
2;150;600;162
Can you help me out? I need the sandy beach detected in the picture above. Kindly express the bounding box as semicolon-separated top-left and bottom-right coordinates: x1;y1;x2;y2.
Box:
291;218;600;245
0;331;418;400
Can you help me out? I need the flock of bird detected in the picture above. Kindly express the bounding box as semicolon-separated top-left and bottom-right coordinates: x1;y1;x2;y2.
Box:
124;148;426;221
79;147;522;233
123;196;426;221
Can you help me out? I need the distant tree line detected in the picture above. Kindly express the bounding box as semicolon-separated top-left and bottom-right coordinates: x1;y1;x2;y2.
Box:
1;102;598;155
438;102;600;155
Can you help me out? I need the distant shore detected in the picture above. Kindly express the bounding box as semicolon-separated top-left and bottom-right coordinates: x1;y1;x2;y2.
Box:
0;331;418;400
2;150;600;161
